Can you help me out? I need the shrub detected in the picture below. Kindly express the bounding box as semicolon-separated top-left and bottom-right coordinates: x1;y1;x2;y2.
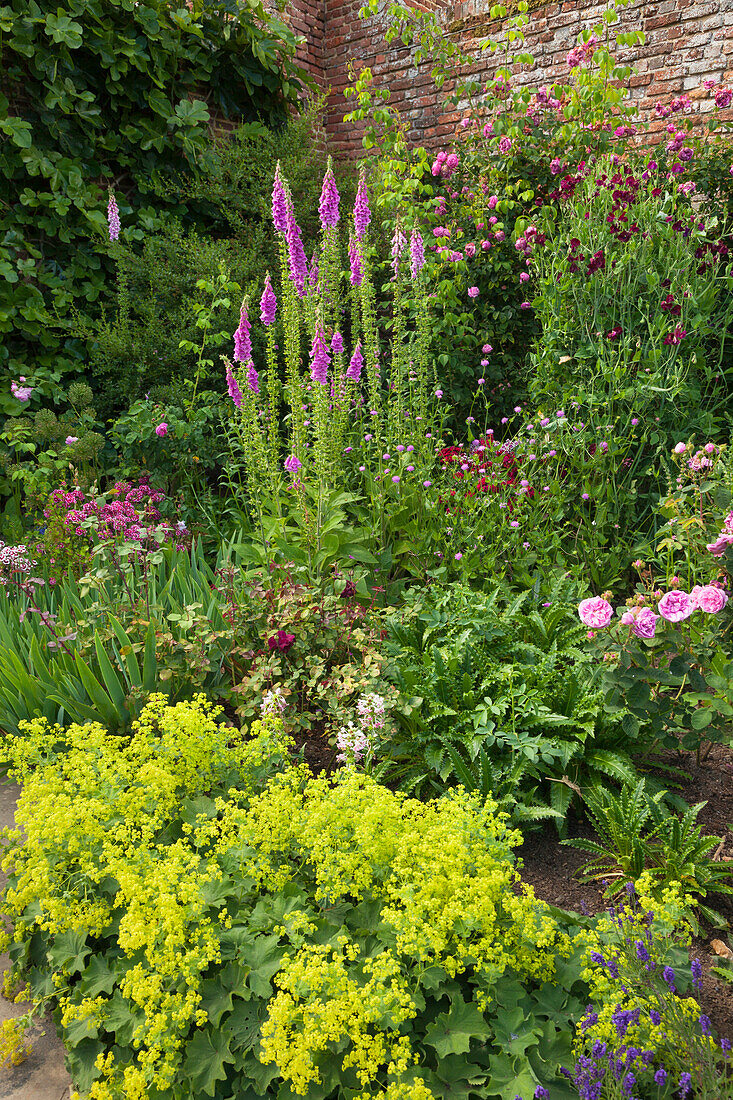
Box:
1;0;308;406
1;701;590;1099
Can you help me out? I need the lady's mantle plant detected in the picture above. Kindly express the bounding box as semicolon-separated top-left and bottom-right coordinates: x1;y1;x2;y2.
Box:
1;695;590;1100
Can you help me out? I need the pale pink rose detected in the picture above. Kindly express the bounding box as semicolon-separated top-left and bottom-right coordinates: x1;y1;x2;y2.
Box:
696;585;728;614
578;596;613;628
707;533;733;557
688;585;704;610
657;589;693;622
673;441;687;455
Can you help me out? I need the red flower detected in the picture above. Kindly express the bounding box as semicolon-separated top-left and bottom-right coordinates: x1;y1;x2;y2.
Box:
267;630;296;653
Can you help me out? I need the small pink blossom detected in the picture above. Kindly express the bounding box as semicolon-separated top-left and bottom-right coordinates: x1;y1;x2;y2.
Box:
155;423;168;437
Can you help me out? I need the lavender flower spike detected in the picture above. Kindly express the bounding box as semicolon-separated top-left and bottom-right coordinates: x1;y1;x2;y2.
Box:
225;360;242;408
260;273;277;326
346;341;363;383
353;166;371;241
310;323;331;386
233;297;252;363
107;190;121;242
410;227;425;278
272;162;289;234
318;155;340;229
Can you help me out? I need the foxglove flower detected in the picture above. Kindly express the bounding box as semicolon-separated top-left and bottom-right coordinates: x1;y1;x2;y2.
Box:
260;273;277;326
331;331;344;354
348;235;363;287
391;225;407;275
226;361;242;409
246;361;259;395
309;249;319;291
284;454;302;475
318;156;340;229
409;227;425;278
310;324;330;386
107;190;121;241
353;167;371;240
272;162;289;233
286;205;308;298
233;298;252;363
346;341;363;383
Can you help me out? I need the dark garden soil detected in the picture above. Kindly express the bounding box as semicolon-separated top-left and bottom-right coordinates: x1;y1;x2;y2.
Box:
520;741;733;1044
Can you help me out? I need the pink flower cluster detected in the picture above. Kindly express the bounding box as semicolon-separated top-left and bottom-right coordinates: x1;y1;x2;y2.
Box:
580;582;729;637
11;378;33;402
0;543;35;585
566;33;599;69
336;692;385;766
432;151;460;179
47;481;188;551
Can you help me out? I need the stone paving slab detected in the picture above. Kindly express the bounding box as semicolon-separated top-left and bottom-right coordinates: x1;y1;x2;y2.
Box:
0;782;73;1100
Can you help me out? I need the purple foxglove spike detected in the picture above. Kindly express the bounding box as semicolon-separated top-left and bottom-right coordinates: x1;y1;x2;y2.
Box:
233;298;252;363
410;227;425;278
286;206;308;298
346;341;363;383
309;249;320;290
331;331;344;354
260;273;277;326
391;226;407;275
310;324;331;386
272;163;289;234
284;454;301;474
319;157;341;229
226;361;242;409
107;190;121;241
246;360;259;395
353;167;371;241
349;235;363;287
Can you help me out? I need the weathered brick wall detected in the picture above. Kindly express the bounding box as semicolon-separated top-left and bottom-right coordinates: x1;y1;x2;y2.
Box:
264;0;327;88
305;0;733;157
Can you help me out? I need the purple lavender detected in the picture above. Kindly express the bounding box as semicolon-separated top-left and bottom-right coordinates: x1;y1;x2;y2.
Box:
286;205;308;298
107;190;121;241
354;167;371;240
318;157;340;229
346;341;363;383
233;299;252;363
409;227;425;278
246;361;259;395
349;235;363;287
310;324;330;386
272;163;289;233
225;362;242;409
260;273;277;326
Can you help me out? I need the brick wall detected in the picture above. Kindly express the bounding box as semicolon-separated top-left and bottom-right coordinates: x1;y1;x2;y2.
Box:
293;0;733;157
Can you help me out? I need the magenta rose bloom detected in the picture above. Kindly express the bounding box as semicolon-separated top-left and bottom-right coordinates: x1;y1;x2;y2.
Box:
578;596;613;629
155;423;168;437
696;585;728;614
658;590;693;622
707;532;733;556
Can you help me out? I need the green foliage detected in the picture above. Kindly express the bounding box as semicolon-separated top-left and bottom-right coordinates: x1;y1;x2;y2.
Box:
382;579;638;825
0;544;233;737
566;780;733;929
0;710;590;1099
0;0;308;401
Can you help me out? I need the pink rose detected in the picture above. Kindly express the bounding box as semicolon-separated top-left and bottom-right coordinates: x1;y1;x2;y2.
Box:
632;607;658;639
578;596;613;628
673;442;687;455
696;585;728;614
657;590;693;622
707;533;733;557
155;423;168;437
